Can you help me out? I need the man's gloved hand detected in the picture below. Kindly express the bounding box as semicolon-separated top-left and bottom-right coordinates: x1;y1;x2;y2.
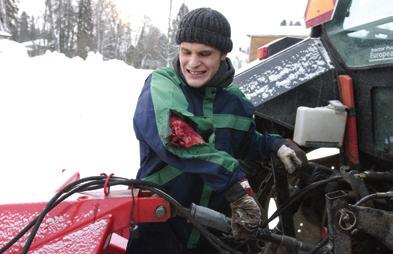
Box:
273;139;308;174
224;180;261;240
230;194;261;240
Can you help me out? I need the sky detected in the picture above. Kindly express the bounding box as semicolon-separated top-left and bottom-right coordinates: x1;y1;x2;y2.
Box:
18;0;310;49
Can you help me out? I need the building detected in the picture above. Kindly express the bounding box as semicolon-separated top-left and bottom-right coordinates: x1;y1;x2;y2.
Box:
0;30;11;39
247;25;310;62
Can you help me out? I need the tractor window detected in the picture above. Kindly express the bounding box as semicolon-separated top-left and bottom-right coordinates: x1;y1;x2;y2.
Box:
372;87;393;154
325;0;393;68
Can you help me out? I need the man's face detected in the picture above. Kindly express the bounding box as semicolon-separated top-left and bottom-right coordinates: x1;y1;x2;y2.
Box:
179;42;226;88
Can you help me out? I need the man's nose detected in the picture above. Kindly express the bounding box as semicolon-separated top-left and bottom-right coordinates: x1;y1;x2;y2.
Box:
188;55;201;68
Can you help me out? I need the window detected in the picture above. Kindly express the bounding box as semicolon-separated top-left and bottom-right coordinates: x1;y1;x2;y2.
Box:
325;0;393;68
372;87;393;154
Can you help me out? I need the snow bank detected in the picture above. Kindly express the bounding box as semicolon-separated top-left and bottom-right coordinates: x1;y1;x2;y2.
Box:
0;40;151;204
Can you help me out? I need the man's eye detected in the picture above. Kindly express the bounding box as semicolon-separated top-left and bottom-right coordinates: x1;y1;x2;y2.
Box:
200;52;211;57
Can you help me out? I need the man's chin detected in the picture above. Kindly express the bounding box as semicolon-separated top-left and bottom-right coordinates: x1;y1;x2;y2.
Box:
186;79;207;88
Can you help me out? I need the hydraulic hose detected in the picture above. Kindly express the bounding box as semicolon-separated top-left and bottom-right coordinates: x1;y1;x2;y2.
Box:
354;191;393;206
263;175;343;227
257;228;315;252
0;176;242;254
190;204;318;253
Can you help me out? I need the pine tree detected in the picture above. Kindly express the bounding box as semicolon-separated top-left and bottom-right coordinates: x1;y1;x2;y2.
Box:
102;26;117;60
59;0;77;57
0;0;18;39
6;0;18;39
29;17;38;41
171;3;189;42
18;11;29;42
77;0;94;59
116;21;132;60
165;3;189;65
28;17;42;56
0;0;6;32
43;0;76;56
43;0;58;50
93;0;121;58
134;20;166;69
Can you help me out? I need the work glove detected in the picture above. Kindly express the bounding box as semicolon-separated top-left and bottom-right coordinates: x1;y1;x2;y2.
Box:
224;180;261;240
273;139;308;174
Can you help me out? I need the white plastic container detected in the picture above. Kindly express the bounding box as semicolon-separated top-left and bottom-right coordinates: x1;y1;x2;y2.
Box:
293;100;347;147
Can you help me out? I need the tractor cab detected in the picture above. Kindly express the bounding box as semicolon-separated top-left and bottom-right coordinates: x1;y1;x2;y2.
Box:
234;0;393;170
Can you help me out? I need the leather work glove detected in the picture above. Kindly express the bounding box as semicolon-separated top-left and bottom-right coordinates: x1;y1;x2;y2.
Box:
224;179;261;240
273;139;308;174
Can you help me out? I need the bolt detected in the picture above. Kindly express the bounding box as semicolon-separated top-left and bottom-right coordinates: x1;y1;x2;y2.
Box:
342;213;350;223
155;205;166;218
351;228;359;236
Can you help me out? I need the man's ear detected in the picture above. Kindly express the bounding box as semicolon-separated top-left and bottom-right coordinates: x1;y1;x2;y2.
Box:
220;53;227;61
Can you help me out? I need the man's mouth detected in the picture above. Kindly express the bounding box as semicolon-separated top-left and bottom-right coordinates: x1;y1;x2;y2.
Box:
187;69;207;77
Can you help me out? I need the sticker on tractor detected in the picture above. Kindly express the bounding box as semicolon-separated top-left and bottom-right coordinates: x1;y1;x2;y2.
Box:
369;45;393;62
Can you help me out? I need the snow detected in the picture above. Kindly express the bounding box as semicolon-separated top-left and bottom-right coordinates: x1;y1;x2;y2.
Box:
0;39;151;204
0;30;11;38
228;50;249;71
236;38;334;105
30;219;109;254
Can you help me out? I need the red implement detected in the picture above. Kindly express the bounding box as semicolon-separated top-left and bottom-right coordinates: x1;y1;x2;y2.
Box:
0;189;171;254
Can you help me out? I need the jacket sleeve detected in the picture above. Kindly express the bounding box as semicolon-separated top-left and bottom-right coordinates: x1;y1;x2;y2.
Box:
133;69;244;192
224;84;284;162
240;121;284;161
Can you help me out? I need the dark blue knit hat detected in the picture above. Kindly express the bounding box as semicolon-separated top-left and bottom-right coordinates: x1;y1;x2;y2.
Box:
175;8;233;53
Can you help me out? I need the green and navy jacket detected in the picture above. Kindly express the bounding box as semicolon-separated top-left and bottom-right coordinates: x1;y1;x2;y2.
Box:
133;61;282;201
131;60;281;251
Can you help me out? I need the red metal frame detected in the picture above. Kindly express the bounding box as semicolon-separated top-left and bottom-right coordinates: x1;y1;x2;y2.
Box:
257;46;269;60
0;189;171;254
339;75;360;166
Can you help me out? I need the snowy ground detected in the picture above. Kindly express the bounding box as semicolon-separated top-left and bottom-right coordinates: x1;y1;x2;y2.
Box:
0;40;151;204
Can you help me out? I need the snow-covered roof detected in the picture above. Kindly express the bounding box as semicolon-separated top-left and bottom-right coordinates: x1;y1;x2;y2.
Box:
248;25;310;37
22;39;47;48
0;30;11;38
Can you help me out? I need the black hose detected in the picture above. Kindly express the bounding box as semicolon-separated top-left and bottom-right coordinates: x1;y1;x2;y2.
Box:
107;179;242;254
1;176;241;254
354;191;393;206
2;173;344;254
263;175;343;227
257;228;315;252
21;178;111;254
307;237;329;254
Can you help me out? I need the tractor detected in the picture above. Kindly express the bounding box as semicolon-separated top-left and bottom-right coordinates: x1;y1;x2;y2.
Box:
234;0;393;253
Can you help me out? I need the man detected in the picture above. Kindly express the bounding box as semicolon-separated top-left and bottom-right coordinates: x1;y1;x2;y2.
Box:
128;7;307;254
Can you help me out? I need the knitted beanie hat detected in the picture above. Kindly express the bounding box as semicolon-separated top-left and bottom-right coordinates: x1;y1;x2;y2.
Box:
175;8;233;53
